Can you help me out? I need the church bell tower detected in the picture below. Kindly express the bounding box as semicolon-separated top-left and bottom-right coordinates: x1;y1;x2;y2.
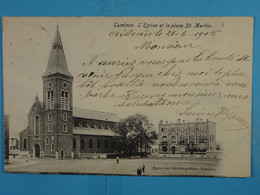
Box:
42;26;73;158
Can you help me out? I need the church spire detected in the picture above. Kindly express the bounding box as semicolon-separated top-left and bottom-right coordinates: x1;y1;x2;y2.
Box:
43;26;72;78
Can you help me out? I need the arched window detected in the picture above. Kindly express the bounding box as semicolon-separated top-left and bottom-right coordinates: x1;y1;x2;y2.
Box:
89;139;93;149
51;143;55;151
61;90;69;110
63;113;67;121
64;91;69;110
78;121;82;127
48;124;52;132
179;135;185;144
104;140;108;149
73;138;76;149
97;139;101;148
48;113;52;121
63;124;67;132
171;136;176;143
162;146;167;152
162;136;167;142
61;90;64;109
47;90;54;110
90;122;94;128
189;135;195;143
45;137;49;145
80;139;85;152
23;138;27;149
34;115;40;135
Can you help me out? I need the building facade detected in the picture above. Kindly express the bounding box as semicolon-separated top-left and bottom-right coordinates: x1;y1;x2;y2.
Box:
9;138;19;150
158;119;216;155
19;26;119;159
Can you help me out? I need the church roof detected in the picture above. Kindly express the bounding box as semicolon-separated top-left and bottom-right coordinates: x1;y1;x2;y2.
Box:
19;127;28;136
73;127;116;137
73;107;120;122
43;26;72;77
27;95;42;118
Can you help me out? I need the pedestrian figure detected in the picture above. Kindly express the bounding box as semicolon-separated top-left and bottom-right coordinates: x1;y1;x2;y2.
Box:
142;163;145;173
116;156;119;164
137;166;142;176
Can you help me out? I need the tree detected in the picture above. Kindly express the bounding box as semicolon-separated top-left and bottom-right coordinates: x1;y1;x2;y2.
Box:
113;113;158;154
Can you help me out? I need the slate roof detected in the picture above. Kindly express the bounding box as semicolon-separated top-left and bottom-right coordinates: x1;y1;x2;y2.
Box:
73;107;120;122
73;127;116;136
27;95;42;118
43;26;72;77
19;127;28;136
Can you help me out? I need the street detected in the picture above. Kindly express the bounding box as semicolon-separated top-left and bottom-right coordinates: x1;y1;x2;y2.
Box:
5;156;221;176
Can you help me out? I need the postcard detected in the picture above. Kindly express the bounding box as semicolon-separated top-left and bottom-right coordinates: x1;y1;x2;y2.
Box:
3;17;253;177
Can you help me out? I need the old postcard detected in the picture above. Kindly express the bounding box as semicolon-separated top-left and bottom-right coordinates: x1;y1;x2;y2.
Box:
3;17;253;177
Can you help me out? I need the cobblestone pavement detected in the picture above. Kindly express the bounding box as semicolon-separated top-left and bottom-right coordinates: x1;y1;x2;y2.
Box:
5;157;220;176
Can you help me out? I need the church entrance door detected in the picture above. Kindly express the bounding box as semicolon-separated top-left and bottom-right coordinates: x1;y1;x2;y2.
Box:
34;144;40;158
60;150;64;159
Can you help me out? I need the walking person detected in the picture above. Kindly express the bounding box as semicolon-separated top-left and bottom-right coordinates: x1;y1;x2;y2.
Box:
142;163;145;174
116;156;119;164
137;166;142;176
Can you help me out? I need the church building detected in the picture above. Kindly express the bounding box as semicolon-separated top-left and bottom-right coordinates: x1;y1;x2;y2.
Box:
19;26;120;159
